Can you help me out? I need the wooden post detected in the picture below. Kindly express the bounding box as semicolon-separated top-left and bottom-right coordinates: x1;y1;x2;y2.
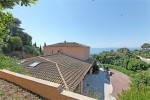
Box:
80;80;83;94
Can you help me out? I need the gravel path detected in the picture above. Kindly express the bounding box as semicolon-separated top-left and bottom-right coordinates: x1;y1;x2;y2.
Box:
138;56;150;63
109;69;131;98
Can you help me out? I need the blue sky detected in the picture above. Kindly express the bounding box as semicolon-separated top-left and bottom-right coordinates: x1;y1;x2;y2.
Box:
9;0;150;48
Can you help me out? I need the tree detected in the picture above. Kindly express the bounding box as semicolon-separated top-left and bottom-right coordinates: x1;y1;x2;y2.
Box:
8;18;32;45
0;11;13;49
44;42;46;46
39;45;42;54
117;48;129;53
34;42;37;47
8;36;23;51
0;0;37;9
141;43;150;50
0;0;37;49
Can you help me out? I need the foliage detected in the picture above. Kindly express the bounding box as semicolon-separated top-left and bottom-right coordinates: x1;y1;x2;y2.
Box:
92;61;99;73
92;46;150;99
85;87;101;100
141;43;150;50
33;42;37;47
118;86;150;100
118;70;150;100
134;49;150;59
104;64;133;77
0;53;27;74
0;0;37;50
9;18;32;45
1;43;11;53
2;18;42;57
0;0;37;9
132;70;150;87
8;36;23;51
39;45;43;54
44;42;46;46
117;48;129;53
127;60;150;71
23;45;41;56
0;11;13;49
92;47;150;72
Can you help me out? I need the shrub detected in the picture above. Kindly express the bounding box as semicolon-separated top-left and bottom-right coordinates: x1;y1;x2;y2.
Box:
92;61;99;73
118;86;150;100
8;36;23;51
0;53;27;74
118;70;150;100
104;64;133;77
127;60;149;71
23;45;41;56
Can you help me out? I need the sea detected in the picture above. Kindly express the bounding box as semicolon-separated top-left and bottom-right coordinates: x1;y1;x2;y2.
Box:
90;47;141;54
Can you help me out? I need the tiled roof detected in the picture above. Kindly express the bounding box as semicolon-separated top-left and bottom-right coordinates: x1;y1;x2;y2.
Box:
21;57;63;84
45;42;90;48
21;54;94;91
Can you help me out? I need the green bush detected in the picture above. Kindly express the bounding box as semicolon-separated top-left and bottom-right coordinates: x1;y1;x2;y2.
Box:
127;60;150;71
92;61;99;73
118;86;150;100
0;53;27;74
118;70;150;100
23;45;41;56
104;64;133;77
8;36;23;51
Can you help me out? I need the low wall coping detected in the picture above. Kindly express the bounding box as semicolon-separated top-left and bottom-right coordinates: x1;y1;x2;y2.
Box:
0;69;60;88
0;69;96;100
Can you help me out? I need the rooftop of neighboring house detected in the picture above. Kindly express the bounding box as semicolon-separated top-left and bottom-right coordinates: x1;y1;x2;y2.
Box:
21;54;94;91
45;41;90;48
0;79;44;100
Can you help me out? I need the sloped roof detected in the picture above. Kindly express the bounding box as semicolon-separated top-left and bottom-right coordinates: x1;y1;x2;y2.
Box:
45;42;90;48
21;54;94;91
21;57;63;85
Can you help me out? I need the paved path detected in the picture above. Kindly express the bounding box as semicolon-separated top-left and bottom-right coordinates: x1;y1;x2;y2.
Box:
83;70;115;100
138;56;150;63
109;69;131;98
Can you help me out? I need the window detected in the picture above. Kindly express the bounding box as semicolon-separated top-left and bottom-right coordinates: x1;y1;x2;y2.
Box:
28;61;41;68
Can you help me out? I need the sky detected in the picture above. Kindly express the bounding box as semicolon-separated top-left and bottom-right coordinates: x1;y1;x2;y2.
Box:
9;0;150;48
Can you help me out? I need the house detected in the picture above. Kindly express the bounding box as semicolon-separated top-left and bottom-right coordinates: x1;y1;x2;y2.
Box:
43;41;90;60
21;42;94;94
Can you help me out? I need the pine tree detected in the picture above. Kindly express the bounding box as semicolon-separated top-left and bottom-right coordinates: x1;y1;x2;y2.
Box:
39;45;42;54
44;42;46;46
34;42;37;47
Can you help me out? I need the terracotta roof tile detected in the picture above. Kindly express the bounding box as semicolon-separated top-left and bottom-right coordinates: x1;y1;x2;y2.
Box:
45;42;90;48
21;54;93;91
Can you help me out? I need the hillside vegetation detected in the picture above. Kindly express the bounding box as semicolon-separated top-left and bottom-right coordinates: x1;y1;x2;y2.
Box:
1;18;43;59
0;0;38;74
92;45;150;100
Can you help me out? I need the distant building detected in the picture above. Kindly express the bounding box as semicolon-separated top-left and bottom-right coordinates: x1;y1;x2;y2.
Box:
43;41;90;60
21;42;94;94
